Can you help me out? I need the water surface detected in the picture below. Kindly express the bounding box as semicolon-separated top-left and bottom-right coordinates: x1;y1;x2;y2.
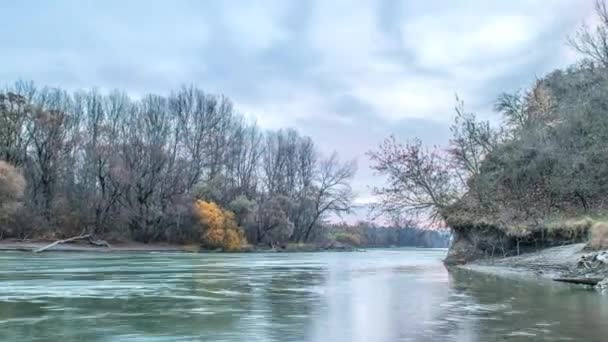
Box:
0;249;607;341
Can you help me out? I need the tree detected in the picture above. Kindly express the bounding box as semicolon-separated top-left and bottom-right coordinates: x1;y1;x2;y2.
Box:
449;97;497;179
368;137;459;222
25;102;72;222
194;200;246;251
0;93;29;166
494;80;556;133
297;153;356;242
568;0;608;68
229;195;258;241
256;195;295;246
0;81;357;245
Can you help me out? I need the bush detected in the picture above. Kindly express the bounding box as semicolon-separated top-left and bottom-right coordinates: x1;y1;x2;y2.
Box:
193;200;247;251
546;216;593;242
334;232;363;247
587;221;608;250
0;161;25;222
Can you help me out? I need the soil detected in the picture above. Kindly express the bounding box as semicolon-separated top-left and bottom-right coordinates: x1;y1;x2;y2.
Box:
456;243;608;287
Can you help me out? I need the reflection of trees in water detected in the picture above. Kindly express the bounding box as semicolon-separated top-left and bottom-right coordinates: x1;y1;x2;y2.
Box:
385;267;478;342
184;257;326;341
258;266;325;341
5;254;608;342
447;269;608;341
309;263;475;342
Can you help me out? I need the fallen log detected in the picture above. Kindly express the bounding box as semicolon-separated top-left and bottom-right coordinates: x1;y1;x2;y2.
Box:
33;234;92;253
33;231;111;253
553;277;604;286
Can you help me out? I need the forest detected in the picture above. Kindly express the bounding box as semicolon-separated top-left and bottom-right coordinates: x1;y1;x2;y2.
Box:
368;0;608;262
0;83;362;249
327;222;450;248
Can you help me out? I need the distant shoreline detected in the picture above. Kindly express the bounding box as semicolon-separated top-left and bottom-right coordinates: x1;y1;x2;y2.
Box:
0;239;447;254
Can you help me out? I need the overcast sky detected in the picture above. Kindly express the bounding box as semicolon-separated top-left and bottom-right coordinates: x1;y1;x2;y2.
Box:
0;0;595;218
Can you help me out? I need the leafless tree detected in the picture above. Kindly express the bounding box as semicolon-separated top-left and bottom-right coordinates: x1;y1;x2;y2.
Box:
299;153;356;242
368;137;459;222
0;82;357;244
568;0;608;68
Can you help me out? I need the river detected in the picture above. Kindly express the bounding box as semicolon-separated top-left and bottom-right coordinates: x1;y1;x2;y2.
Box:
0;249;607;341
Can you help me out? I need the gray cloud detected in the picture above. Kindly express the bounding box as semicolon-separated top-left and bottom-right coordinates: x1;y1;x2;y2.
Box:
0;0;596;217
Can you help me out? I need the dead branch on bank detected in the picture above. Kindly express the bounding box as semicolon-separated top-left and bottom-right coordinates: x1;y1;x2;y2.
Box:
33;230;111;253
553;277;603;286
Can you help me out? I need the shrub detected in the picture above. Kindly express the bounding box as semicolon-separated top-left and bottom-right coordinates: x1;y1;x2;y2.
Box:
546;216;593;241
587;221;608;250
0;161;25;222
334;232;363;247
193;200;247;251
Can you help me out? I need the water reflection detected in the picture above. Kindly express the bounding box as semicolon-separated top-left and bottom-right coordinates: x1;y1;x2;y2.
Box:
0;250;606;341
448;269;608;341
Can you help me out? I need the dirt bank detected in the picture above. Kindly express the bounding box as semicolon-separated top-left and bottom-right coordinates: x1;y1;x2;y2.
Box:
456;243;608;287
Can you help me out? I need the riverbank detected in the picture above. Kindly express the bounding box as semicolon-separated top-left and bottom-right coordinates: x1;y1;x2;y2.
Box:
0;239;360;253
0;239;190;253
455;243;608;288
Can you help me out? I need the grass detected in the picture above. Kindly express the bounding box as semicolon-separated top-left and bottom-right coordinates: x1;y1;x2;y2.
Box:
588;221;608;250
545;216;594;239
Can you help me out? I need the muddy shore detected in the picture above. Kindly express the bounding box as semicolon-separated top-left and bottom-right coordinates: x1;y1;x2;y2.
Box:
456;243;608;288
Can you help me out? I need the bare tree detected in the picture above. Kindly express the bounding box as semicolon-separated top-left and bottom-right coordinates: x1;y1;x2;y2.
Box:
568;0;608;67
299;153;356;242
449;96;497;179
0;93;29;166
0;82;358;245
368;137;459;222
495;80;556;133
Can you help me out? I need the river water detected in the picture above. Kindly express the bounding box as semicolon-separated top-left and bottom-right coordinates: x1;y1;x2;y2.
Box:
0;249;607;341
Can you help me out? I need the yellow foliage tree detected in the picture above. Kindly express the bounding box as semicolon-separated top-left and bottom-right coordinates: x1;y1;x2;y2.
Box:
194;200;246;251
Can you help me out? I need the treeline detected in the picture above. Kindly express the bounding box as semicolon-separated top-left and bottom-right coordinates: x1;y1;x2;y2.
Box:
368;0;608;260
0;82;356;248
327;222;450;248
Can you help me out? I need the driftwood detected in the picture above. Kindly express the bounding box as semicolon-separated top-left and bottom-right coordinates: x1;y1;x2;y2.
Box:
33;232;111;253
553;277;604;286
88;237;111;248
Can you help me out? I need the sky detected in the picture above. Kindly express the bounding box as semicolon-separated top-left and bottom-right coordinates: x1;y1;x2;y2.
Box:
0;0;596;220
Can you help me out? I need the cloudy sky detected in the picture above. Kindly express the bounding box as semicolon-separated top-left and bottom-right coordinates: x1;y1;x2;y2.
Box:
0;0;595;217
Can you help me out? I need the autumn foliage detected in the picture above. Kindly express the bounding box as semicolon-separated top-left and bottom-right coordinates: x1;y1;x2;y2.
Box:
194;200;246;251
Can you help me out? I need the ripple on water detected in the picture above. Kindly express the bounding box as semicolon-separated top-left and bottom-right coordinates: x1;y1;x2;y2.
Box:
1;249;608;342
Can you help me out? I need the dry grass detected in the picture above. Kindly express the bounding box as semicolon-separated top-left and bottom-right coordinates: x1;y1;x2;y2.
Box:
587;221;608;250
546;216;594;240
181;244;202;253
334;232;362;247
